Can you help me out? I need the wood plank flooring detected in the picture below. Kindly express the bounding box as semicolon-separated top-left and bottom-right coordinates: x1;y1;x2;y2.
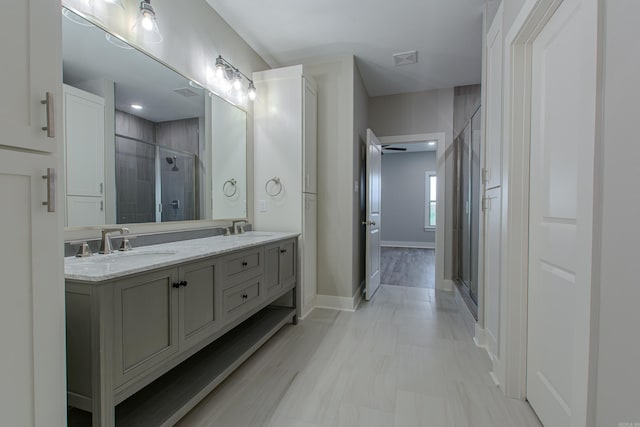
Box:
176;286;541;427
381;248;435;288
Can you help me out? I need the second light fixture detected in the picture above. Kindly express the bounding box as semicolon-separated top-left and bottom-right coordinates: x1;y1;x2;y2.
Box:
214;55;257;101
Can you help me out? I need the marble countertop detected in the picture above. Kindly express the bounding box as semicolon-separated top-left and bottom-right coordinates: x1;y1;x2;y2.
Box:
64;231;299;283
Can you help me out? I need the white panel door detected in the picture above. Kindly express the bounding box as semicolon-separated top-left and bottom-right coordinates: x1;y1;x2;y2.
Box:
365;129;382;300
484;4;503;189
303;79;317;194
64;85;105;197
526;0;597;425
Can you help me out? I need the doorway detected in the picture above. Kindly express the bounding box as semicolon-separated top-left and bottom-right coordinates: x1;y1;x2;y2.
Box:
372;133;445;291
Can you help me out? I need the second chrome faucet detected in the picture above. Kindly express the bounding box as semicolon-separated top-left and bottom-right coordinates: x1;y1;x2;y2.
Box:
99;227;130;254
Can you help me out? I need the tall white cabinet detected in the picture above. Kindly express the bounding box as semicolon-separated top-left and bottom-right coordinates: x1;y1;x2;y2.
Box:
64;84;106;226
0;0;66;425
253;65;318;317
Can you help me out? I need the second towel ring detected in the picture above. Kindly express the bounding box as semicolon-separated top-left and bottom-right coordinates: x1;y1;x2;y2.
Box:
223;178;237;197
265;177;283;197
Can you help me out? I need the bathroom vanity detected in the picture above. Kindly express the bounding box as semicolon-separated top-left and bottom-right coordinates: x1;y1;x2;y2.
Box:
64;232;298;427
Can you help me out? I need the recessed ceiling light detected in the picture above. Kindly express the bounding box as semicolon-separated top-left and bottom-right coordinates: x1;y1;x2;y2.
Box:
427;141;436;146
131;104;143;110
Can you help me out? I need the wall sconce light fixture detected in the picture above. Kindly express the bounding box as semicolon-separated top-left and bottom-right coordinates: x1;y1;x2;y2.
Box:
214;55;256;101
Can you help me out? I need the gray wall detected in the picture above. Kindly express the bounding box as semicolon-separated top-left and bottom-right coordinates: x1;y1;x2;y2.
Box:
381;151;436;245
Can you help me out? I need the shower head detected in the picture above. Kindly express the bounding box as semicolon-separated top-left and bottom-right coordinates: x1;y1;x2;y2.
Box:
166;156;179;172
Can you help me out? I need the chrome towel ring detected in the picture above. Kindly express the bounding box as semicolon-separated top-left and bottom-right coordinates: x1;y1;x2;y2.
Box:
265;177;283;197
223;178;237;197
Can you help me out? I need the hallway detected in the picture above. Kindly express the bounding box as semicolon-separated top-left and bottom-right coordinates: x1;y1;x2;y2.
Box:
380;248;435;288
177;286;541;427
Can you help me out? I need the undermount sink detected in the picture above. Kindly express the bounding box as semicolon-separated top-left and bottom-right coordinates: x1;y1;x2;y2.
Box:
229;232;274;238
82;250;177;264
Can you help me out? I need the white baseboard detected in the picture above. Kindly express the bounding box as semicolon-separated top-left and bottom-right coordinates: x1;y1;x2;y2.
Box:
301;283;365;318
474;324;488;349
381;240;435;249
437;278;454;292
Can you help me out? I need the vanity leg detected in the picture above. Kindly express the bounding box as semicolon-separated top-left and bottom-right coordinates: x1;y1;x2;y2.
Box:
291;286;299;325
91;286;115;427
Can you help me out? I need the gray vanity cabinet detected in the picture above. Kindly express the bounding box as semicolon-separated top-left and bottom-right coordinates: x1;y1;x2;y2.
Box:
113;268;180;388
265;240;296;298
178;258;221;351
65;235;299;427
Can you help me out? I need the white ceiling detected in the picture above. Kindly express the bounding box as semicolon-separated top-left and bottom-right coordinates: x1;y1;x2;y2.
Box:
382;141;437;153
205;0;484;96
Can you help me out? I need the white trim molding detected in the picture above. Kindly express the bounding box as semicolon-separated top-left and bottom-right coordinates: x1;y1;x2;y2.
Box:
381;241;435;249
302;282;364;318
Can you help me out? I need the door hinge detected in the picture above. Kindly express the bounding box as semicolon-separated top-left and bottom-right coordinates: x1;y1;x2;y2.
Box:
482;168;489;184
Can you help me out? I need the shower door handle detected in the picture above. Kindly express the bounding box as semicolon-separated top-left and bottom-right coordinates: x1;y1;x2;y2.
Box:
170;200;180;209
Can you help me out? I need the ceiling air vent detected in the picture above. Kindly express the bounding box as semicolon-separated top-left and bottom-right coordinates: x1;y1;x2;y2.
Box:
173;87;199;97
393;50;418;66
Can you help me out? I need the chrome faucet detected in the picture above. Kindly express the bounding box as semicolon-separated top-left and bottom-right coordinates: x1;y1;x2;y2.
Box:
99;227;130;254
231;220;247;235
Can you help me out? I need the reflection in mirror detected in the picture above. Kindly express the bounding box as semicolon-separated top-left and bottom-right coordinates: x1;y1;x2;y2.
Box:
211;95;247;219
61;7;248;227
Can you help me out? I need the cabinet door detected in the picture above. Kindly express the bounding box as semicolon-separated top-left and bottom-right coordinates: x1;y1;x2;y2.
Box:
265;240;296;298
302;194;317;309
0;1;65;425
0;150;66;426
279;240;296;289
67;195;105;227
64;85;105;197
179;258;221;351
0;0;61;153
303;80;317;193
114;268;179;387
264;244;282;296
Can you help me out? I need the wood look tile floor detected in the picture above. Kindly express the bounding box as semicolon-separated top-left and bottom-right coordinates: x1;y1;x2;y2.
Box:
176;286;541;427
380;248;435;288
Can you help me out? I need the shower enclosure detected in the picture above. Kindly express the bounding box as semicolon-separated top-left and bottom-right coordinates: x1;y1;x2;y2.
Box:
454;106;482;317
115;137;196;224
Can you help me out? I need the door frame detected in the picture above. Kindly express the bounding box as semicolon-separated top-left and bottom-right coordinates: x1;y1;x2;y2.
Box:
500;0;602;415
377;132;449;291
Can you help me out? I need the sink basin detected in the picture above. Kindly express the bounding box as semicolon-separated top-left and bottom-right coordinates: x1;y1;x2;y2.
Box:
228;232;274;238
80;250;177;264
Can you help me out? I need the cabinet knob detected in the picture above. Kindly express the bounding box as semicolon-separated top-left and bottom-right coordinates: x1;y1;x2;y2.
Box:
280;249;287;254
242;261;248;267
242;293;248;299
172;282;181;289
181;281;188;287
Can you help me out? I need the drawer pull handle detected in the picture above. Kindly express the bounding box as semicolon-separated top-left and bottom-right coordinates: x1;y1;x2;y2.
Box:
280;249;287;254
172;282;181;289
242;261;248;267
181;281;188;287
242;293;248;299
41;92;55;138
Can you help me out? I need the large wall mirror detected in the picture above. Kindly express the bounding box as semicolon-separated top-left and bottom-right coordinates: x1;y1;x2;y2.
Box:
62;7;247;228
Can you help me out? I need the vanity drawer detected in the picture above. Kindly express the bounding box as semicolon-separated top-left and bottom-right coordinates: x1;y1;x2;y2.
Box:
222;279;262;321
222;247;263;286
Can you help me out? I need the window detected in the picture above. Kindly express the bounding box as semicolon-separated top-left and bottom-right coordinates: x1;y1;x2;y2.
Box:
425;172;437;228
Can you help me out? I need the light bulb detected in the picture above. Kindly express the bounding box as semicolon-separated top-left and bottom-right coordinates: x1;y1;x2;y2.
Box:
233;71;242;91
142;13;153;30
248;82;257;101
215;67;225;79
